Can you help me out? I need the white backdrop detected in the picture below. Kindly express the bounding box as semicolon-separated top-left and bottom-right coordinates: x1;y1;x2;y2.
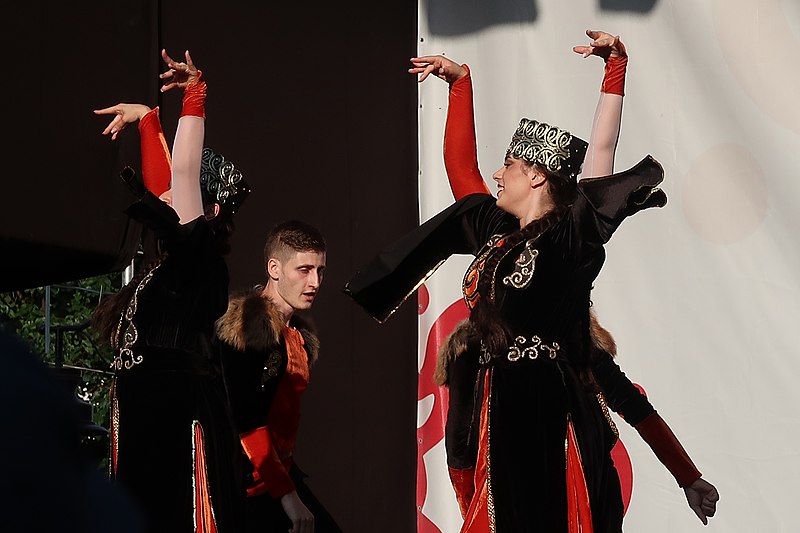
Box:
414;1;800;532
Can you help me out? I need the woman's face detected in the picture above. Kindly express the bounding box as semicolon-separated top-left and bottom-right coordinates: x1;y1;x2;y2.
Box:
493;156;537;216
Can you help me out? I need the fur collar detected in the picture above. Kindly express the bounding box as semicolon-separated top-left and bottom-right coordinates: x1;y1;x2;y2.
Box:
215;288;320;366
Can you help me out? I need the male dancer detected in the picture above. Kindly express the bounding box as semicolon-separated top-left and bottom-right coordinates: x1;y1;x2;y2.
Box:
216;220;340;533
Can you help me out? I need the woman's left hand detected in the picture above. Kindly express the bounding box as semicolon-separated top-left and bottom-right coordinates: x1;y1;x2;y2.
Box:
683;477;720;525
160;49;200;92
573;29;626;60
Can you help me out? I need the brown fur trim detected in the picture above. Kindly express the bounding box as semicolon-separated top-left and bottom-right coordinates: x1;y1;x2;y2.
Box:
589;308;617;357
215;289;321;365
434;320;478;386
215;290;284;352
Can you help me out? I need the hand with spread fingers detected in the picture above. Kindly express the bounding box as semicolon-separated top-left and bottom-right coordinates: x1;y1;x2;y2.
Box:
93;103;152;140
573;29;627;60
684;477;720;525
160;48;200;92
409;55;468;84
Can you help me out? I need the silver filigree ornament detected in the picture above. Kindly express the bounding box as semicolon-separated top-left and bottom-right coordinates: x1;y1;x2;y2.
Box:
506;118;588;181
502;239;539;289
111;262;163;371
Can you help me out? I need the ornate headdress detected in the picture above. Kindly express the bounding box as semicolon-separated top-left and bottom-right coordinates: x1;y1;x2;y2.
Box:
200;147;251;216
506;118;588;182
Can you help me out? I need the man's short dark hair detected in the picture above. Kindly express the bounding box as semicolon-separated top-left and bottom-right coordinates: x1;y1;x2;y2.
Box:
263;220;326;264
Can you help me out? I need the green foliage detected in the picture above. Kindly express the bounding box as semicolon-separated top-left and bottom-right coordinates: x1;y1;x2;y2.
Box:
0;273;123;458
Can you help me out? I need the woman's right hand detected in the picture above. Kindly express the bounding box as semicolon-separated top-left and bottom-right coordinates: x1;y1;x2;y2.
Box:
93;103;152;140
409;55;467;84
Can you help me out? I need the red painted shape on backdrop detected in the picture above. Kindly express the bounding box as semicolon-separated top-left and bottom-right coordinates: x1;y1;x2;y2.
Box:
418;283;430;315
612;381;648;515
417;298;470;533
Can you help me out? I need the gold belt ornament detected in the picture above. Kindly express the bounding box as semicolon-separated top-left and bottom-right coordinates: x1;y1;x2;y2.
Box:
507;335;560;362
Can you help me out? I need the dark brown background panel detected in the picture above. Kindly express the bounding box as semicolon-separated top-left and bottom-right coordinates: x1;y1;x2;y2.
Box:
2;1;160;290
3;1;419;532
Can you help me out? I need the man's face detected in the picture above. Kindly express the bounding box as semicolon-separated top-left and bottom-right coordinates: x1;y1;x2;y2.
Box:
269;250;326;312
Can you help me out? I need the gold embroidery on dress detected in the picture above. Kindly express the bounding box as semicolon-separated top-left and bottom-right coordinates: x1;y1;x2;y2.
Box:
263;351;282;383
506;335;560;362
111;262;163;371
375;260;446;324
502;239;539;289
486;371;496;533
109;377;119;479
596;392;619;439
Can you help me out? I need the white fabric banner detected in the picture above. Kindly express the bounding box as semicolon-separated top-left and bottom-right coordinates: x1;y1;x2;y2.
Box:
415;1;800;532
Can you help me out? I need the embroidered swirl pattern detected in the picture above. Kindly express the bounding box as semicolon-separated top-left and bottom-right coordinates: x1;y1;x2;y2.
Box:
508;119;573;173
201;147;245;204
111;262;163;371
502;239;539;289
262;352;282;386
506;335;560;362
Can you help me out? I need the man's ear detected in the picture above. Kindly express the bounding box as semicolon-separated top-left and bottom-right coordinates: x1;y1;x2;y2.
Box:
266;258;281;280
204;202;221;220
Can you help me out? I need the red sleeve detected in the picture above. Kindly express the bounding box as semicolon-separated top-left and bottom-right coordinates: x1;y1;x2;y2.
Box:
240;426;296;498
181;71;207;119
444;65;491;200
635;412;702;487
138;107;172;197
601;54;628;96
600;38;628;96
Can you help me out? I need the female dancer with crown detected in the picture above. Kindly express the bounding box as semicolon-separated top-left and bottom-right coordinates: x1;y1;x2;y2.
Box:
92;50;250;532
346;30;718;532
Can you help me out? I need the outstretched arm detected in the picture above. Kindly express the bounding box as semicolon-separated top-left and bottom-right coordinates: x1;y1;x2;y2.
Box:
574;30;628;179
94;103;172;196
161;49;205;224
410;55;490;200
635;413;719;524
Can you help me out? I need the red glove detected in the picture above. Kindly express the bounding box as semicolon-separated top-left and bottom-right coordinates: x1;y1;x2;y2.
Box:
601;37;628;96
239;426;295;498
181;70;207;119
635;412;702;487
137;107;172;197
448;466;476;519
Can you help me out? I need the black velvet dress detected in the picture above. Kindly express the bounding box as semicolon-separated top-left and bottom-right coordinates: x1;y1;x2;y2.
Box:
345;156;666;533
109;194;241;533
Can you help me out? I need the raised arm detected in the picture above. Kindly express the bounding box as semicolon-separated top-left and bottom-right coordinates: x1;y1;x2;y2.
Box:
94;103;172;196
410;55;490;200
574;30;628;179
160;49;205;224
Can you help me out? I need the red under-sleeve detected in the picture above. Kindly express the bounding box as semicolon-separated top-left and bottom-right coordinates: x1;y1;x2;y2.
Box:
635;412;702;487
137;107;172;197
181;71;207;119
239;426;296;498
444;65;491;200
